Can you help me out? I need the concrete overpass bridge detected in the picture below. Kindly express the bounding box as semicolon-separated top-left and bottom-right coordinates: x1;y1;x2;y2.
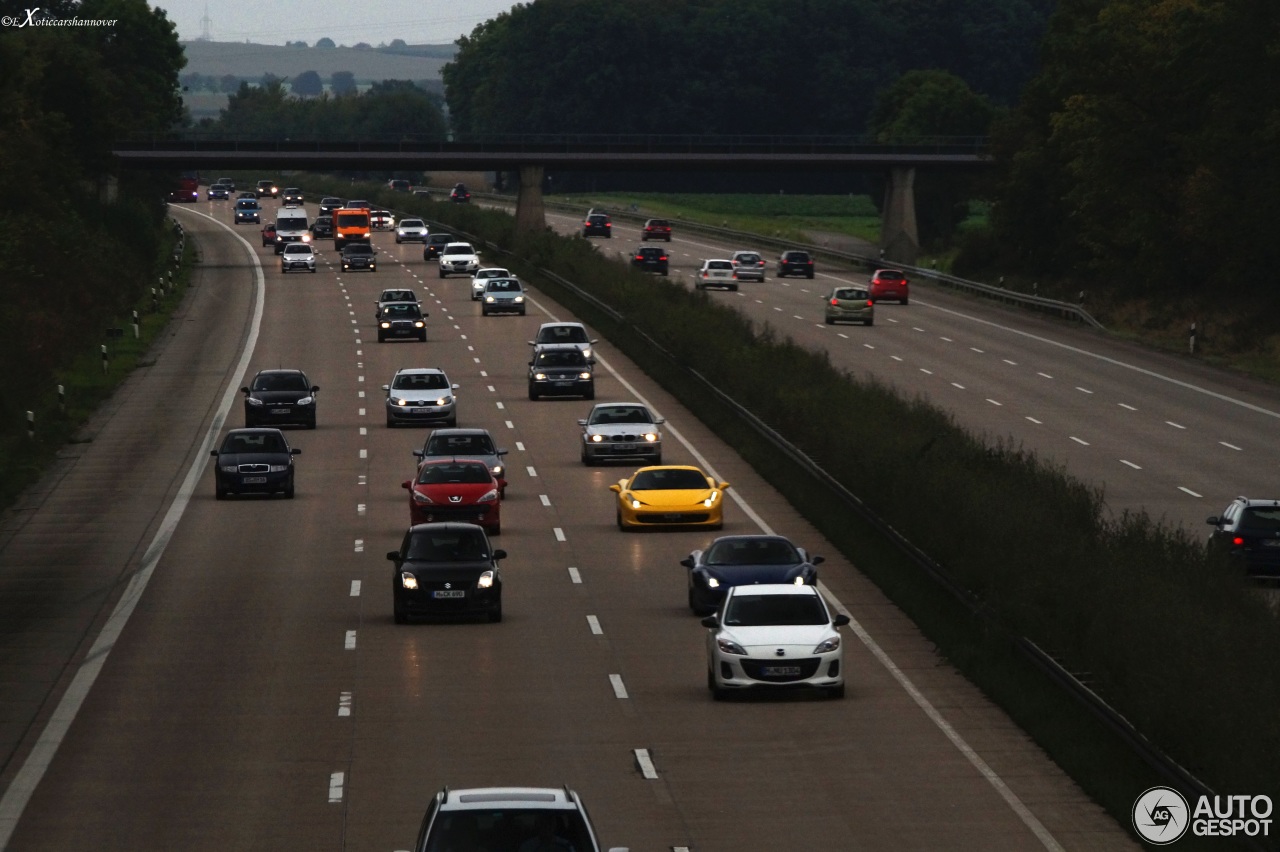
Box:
112;133;992;263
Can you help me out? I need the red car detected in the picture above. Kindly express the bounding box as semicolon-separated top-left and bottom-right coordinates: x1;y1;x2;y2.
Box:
642;219;672;241
260;223;277;247
869;268;910;304
402;459;502;534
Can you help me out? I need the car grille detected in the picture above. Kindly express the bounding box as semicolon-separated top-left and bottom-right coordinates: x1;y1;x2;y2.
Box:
636;512;709;524
388;321;418;332
741;657;821;682
237;463;270;473
600;432;646;442
419;505;492;522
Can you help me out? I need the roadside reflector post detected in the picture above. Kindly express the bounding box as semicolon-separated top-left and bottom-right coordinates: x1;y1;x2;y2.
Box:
132;310;139;338
1189;322;1197;355
26;410;34;439
101;344;108;374
57;384;65;413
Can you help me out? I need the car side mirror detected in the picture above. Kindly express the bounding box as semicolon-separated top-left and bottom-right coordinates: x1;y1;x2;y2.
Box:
412;450;424;458
700;615;719;629
655;419;665;425
587;358;597;365
609;484;622;493
833;614;851;627
496;449;508;456
527;340;535;346
577;420;588;426
311;386;319;393
240;387;249;394
1206;516;1220;526
209;449;218;457
718;481;730;490
401;480;411;490
381;385;390;391
493;549;507;561
290;448;301;455
812;556;825;566
679;556;695;569
386;551;400;562
590;338;599;344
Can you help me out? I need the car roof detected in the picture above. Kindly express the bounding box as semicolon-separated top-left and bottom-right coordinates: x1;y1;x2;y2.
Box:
440;787;576;810
725;582;820;598
408;521;485;535
395;367;447;376
445;242;475;249
225;426;288;437
428;427;492;438
253;368;305;376
533;343;582;353
538;321;586;331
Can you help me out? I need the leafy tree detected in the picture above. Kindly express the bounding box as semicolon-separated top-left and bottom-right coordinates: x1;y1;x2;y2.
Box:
353;42;371;50
331;70;357;95
316;37;336;49
389;39;407;49
292;70;323;97
219;73;240;93
286;40;307;48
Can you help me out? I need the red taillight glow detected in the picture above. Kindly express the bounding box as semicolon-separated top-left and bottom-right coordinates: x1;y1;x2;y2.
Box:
830;298;839;306
866;300;874;306
1233;537;1246;546
660;255;667;261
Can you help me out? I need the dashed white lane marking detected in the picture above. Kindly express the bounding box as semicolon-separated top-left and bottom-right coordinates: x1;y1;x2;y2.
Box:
496;401;505;410
1220;441;1242;451
1003;359;1018;365
526;465;537;477
338;692;352;717
554;527;566;542
941;336;953;342
349;580;361;596
1070;436;1089;446
358;408;365;416
951;382;965;390
1166;420;1186;430
586;615;603;635
539;495;551;507
357;474;366;485
1076;387;1093;394
359;449;367;459
568;566;582;584
1026;417;1042;424
488;385;496;392
344;631;357;650
971;347;985;353
920;368;933;375
1037;372;1054;379
353;539;364;553
357;375;363;382
480;370;488;377
1120;460;1142;469
357;503;366;516
610;675;629;699
357;390;365;398
837;333;848;339
1117;402;1136;411
633;748;658;779
359;427;366;436
1179;486;1203;497
328;772;344;802
912;326;926;332
987;399;1002;406
863;343;875;349
891;355;903;362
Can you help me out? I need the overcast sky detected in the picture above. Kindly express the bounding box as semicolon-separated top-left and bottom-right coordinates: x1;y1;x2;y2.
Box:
153;0;520;46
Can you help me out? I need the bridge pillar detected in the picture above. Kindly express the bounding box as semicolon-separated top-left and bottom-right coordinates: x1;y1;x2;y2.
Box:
881;166;919;266
515;164;546;234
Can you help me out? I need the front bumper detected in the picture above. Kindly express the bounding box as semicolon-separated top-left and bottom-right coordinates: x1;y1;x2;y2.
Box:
711;651;842;692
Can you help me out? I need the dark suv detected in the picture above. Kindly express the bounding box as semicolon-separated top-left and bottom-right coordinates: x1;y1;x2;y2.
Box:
1207;497;1280;576
583;213;612;238
423;232;454;261
450;183;471;203
388;523;505;623
777;250;815;279
642;219;672;241
528;344;594;400
631;246;669;276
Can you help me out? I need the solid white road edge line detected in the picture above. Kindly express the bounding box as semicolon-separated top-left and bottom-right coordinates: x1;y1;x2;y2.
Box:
0;206;266;848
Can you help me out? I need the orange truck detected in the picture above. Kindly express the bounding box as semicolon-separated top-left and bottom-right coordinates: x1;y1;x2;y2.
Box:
334;207;372;251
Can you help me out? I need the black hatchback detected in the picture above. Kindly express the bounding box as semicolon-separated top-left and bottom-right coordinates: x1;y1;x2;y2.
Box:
210;428;300;500
1207;497;1280;576
423;232;454;260
631;246;669;276
777;250;815;279
388;522;506;623
242;369;318;428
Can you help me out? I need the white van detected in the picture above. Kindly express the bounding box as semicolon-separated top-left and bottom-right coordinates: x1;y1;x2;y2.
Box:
273;210;310;254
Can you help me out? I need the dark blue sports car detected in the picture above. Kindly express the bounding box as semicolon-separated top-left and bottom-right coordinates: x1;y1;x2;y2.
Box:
682;535;823;615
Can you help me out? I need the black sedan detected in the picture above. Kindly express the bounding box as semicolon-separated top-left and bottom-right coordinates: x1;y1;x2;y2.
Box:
388;522;506;623
242;368;318;428
681;534;823;615
423;232;454;260
210;428;300;500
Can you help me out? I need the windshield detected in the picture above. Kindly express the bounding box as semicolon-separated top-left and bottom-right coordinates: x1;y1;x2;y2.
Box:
425;809;591;852
537;325;588;344
220;432;286;454
405;528;490;562
589;406;651;426
417;462;492;485
382;304;421;318
277;218;307;230
707;261;733;270
486;280;521;293
724;593;827;626
444;244;475;256
380;290;416;302
393;373;448;391
401;219;424;227
344;244;373;255
706;538;801;566
283;245;311;254
426;434;496;456
630;468;707;491
835;289;868;301
1240;507;1280;534
534;351;585;368
252;373;308;392
336;212;369;226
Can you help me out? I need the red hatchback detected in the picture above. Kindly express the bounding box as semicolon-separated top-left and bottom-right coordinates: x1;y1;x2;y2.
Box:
642;219;673;241
869;268;910;304
403;459;502;534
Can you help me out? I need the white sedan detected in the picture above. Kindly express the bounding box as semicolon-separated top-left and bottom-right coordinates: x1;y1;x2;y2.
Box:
439;242;481;278
703;584;849;699
395;218;428;243
696;259;738;291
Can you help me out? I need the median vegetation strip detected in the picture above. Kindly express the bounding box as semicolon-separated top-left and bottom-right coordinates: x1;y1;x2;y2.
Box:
315;176;1280;834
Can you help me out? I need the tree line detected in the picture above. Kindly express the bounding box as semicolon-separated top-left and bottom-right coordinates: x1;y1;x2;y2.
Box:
202;79;447;140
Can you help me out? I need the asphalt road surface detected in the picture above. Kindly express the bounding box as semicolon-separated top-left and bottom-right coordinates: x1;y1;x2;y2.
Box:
0;198;1142;851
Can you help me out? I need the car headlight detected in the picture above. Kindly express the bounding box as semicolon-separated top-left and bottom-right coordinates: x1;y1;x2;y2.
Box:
478;488;498;503
477;570;495;589
707;577;720;588
716;637;748;656
485;296;496;303
589;434;603;443
582;347;592;358
435;395;453;406
301;234;311;242
534;372;548;380
578;372;591;380
220;465;238;473
380;321;391;329
630;499;641;509
813;636;842;654
245;397;263;406
643;432;658;442
411;490;434;505
400;572;418;590
414;321;425;328
490;465;503;476
361;231;370;238
267;464;289;472
703;491;720;507
513;296;524;303
793;576;806;585
392;397;408;406
297;396;313;405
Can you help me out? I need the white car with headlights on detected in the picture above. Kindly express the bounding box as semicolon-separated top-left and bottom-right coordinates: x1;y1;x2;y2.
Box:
471;267;512;301
579;402;663;465
703;584;850;700
438;241;481;278
395;218;428;243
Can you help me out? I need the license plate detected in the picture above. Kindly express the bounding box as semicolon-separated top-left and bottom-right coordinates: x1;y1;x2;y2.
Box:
271;408;290;414
1263;540;1280;547
554;381;572;387
762;665;801;676
411;407;433;414
614;443;636;451
242;476;267;484
432;590;465;599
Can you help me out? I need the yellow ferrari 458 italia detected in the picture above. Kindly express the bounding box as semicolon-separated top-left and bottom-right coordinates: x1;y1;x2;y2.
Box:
609;465;729;530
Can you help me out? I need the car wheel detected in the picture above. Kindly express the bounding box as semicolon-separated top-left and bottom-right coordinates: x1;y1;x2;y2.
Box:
488;601;503;623
730;285;739;291
662;270;669;277
419;332;427;342
581;450;592;465
215;484;227;501
708;669;727;701
688;586;698;612
306;417;316;430
284;477;295;499
393;601;408;625
395;237;401;244
824;317;834;324
438;270;447;278
807;271;815;279
528;386;539;401
310;267;316;274
446;414;457;427
519;309;526;316
901;297;909;305
827;683;846;699
652;453;662;465
490;522;501;536
616;510;628;530
377;332;386;342
865;318;874;326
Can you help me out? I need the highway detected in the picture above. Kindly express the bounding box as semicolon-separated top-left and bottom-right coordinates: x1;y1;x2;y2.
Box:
0;197;1142;851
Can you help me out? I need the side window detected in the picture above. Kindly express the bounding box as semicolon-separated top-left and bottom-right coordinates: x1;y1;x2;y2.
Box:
1223;502;1242;528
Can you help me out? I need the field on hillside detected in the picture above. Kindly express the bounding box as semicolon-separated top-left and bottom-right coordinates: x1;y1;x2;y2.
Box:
181;40;453;82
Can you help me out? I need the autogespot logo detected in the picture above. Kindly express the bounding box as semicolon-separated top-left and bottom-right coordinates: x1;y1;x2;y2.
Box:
1133;787;1190;845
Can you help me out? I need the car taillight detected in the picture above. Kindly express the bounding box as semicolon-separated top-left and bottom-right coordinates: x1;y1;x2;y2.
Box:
830;298;839;305
866;300;874;306
660;256;667;261
1233;536;1246;546
806;260;813;265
